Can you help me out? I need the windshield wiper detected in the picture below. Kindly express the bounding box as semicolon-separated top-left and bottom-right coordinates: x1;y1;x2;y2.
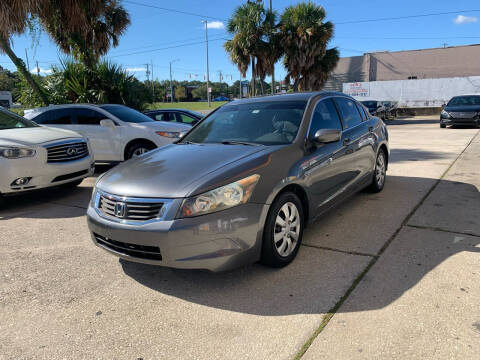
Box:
177;140;197;145
221;140;261;146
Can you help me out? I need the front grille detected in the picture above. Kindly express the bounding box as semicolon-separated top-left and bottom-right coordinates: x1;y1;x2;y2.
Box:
94;233;162;261
99;194;164;221
52;169;89;183
46;141;89;163
449;112;476;119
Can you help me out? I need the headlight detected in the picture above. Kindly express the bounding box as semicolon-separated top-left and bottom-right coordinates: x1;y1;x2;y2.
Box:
441;110;450;118
178;174;260;218
156;131;182;138
0;147;36;158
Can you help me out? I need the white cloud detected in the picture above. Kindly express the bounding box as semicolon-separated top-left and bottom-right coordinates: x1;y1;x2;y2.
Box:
453;15;478;24
207;21;225;29
126;67;146;72
30;67;52;75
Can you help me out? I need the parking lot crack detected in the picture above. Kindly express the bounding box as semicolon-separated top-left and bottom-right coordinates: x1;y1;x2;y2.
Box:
293;130;480;360
301;243;378;258
406;224;480;238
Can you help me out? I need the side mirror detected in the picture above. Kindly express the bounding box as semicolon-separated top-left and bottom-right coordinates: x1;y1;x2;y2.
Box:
100;119;115;128
313;129;341;144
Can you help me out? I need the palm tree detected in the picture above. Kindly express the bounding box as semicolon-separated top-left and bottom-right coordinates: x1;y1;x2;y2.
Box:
0;1;49;105
224;0;281;96
0;0;130;105
280;2;338;91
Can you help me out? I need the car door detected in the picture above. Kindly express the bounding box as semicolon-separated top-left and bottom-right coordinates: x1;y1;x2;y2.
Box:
69;108;122;162
333;96;376;189
302;98;352;210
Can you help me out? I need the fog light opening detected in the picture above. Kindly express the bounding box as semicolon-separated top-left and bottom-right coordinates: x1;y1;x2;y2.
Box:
11;177;32;186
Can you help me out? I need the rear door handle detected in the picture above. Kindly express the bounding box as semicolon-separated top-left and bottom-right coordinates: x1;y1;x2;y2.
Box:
343;138;351;145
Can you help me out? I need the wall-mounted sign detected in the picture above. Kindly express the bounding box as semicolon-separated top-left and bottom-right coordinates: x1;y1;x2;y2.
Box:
343;82;370;97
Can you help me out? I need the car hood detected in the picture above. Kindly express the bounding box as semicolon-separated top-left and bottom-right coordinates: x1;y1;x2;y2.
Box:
0;126;82;147
444;105;480;112
96;143;267;198
131;121;191;132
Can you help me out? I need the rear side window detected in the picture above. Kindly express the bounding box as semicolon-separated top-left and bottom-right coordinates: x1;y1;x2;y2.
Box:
309;99;342;137
175;113;197;124
334;97;363;129
36;109;73;125
356;103;369;121
75;108;106;125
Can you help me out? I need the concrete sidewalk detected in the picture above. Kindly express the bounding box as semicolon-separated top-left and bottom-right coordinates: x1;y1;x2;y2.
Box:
303;132;480;359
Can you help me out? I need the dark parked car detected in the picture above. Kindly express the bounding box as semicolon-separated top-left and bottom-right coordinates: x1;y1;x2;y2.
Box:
440;95;480;128
88;92;389;271
143;109;204;126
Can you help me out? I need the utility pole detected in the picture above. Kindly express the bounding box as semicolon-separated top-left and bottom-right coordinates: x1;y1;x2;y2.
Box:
270;0;275;95
169;59;179;103
36;60;40;77
145;63;150;82
151;60;155;101
202;20;211;107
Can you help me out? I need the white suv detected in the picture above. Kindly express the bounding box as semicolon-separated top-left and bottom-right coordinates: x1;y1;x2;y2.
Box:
0;107;94;199
24;104;191;162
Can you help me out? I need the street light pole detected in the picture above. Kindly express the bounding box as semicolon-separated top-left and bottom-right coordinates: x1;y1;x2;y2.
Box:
169;59;179;103
202;20;211;107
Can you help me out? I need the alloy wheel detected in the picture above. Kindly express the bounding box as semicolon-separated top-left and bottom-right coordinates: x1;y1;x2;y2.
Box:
132;147;150;158
376;152;386;188
274;202;301;257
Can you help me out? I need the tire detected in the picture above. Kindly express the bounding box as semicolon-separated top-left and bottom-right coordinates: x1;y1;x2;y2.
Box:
125;141;156;160
368;149;387;193
261;192;304;268
440;123;446;128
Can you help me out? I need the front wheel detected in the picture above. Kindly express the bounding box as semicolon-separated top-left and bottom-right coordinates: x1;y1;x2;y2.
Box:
440;123;446;128
368;149;387;193
125;142;156;160
261;192;304;268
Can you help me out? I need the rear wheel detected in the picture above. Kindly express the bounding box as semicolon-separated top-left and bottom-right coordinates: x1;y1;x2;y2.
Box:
368;149;387;193
125;141;156;160
261;192;304;268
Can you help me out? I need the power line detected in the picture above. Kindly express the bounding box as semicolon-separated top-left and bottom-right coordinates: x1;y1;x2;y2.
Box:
110;37;229;58
336;9;480;25
335;35;480;40
124;0;226;21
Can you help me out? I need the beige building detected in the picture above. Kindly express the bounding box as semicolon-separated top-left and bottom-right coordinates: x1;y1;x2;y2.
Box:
324;44;480;91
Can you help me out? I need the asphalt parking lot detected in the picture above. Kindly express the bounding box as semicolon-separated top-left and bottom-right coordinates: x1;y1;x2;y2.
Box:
1;118;479;359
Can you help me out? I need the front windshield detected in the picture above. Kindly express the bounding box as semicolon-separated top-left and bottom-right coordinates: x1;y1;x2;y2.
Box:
448;96;480;106
0;109;39;130
181;100;307;145
100;105;154;123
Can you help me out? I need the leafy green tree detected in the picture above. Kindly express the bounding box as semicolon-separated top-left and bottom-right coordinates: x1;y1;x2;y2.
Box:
279;2;338;91
175;86;187;102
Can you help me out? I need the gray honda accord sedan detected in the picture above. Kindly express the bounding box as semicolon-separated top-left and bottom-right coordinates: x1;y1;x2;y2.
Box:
87;92;389;271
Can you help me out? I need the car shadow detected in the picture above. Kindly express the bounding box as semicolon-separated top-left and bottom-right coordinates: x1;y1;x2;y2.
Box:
389;148;451;163
120;175;479;316
0;164;115;220
384;118;439;126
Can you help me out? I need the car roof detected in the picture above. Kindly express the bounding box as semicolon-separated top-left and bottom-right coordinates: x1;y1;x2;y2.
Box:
228;91;350;105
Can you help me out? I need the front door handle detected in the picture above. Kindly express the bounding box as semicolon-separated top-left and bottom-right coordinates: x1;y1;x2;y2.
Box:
343;138;351;146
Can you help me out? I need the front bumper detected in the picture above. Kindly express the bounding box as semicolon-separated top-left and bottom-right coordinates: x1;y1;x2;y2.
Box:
87;202;269;272
440;117;480;126
0;156;94;195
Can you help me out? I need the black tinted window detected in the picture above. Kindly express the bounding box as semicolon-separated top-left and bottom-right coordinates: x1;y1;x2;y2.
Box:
76;108;106;125
309;99;342;137
356;103;368;121
448;96;480;106
39;109;73;125
155;112;173;122
175;113;196;124
334;98;363;129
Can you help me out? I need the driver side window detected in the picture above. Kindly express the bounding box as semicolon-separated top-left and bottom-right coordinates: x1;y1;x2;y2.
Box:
309;99;342;138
